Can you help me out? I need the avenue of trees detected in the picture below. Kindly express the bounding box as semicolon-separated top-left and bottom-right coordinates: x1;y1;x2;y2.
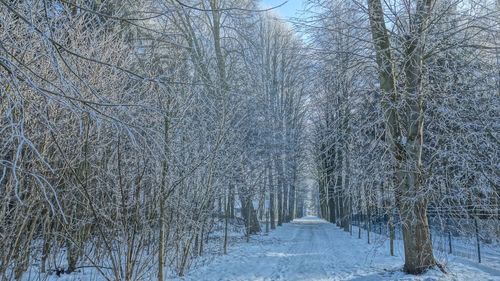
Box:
309;0;499;274
0;0;307;280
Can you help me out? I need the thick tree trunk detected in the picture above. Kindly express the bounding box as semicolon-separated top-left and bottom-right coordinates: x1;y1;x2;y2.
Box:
400;200;434;273
367;0;436;273
328;191;335;223
318;166;329;220
343;196;350;232
259;182;265;221
319;184;328;220
241;197;261;234
319;144;329;220
337;193;344;228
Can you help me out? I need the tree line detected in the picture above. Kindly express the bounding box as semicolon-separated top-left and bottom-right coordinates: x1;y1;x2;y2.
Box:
308;0;499;274
0;0;308;280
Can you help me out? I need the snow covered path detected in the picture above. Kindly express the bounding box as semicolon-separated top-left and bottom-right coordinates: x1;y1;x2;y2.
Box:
176;217;500;281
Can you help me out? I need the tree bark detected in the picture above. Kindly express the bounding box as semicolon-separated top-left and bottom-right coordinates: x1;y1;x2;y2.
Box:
275;155;284;226
288;166;296;221
367;0;435;274
241;196;261;234
268;162;276;229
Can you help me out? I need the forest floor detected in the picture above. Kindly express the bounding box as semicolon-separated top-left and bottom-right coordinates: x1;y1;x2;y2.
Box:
174;216;500;281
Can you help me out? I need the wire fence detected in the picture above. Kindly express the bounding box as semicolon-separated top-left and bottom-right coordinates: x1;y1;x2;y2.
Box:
350;207;500;266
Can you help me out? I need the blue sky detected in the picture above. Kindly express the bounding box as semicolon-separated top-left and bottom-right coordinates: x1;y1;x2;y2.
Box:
260;0;305;19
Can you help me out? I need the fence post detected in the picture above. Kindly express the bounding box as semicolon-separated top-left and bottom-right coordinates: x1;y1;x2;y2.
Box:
447;217;452;254
474;216;481;263
389;210;395;256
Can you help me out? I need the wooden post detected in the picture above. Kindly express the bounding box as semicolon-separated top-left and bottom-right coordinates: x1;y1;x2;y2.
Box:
223;190;229;254
447;217;452;254
358;210;362;239
389;211;395;256
475;216;481;263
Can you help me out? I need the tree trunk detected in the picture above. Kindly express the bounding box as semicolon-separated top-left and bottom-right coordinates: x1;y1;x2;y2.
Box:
268;162;276;229
283;182;289;223
367;0;435;273
389;212;395;256
275;155;283;226
328;189;335;223
400;201;434;273
158;112;170;281
288;174;296;220
241;197;261;234
319;172;329;219
228;184;235;219
327;159;336;223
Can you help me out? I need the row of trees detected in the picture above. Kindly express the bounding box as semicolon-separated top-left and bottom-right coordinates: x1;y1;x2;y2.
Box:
308;0;499;274
0;0;308;280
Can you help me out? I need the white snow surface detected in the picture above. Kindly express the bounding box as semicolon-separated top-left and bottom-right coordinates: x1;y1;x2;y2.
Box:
22;216;500;281
174;216;500;281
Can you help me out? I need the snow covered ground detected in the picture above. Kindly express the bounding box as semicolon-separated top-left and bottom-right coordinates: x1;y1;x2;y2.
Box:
174;216;500;281
19;217;500;281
